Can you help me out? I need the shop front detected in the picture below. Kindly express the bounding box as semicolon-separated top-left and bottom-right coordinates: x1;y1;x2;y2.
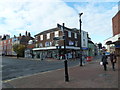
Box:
33;46;80;60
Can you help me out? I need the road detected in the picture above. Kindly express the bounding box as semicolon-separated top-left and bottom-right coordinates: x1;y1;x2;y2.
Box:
3;55;118;88
2;57;80;81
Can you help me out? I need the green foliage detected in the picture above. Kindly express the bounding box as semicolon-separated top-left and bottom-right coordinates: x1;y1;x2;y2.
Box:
13;44;26;57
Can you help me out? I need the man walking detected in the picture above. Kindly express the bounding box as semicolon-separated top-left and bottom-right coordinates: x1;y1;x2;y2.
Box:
101;53;108;71
110;52;117;71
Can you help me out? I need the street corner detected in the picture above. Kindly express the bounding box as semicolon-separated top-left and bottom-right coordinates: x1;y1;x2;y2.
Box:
2;82;15;88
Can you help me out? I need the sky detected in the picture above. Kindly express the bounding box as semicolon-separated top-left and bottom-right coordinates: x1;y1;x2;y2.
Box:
0;0;119;45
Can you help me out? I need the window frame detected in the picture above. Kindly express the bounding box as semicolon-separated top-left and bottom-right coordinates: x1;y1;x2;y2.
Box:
68;31;71;37
55;31;59;37
40;35;43;40
74;33;77;38
47;33;50;39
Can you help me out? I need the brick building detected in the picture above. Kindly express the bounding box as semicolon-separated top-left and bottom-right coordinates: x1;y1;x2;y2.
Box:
0;35;12;56
0;32;33;56
32;24;88;60
104;10;120;56
112;11;120;36
12;31;34;56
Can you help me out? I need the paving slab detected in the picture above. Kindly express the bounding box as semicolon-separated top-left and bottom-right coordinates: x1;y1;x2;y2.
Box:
2;58;118;88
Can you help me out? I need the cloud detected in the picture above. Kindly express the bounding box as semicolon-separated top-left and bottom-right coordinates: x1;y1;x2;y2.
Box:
0;0;118;45
0;0;79;36
73;2;118;44
62;0;119;2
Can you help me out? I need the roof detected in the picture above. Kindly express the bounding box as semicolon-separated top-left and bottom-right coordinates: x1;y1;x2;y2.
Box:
88;40;94;44
34;27;59;36
34;24;80;37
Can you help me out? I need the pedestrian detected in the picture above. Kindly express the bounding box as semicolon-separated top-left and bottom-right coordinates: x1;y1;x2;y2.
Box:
101;53;108;71
109;52;117;71
32;53;34;58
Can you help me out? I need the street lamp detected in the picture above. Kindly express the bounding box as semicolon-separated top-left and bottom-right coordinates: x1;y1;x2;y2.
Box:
79;13;83;66
61;23;69;82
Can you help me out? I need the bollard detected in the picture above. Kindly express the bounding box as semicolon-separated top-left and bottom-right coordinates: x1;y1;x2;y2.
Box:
64;60;69;82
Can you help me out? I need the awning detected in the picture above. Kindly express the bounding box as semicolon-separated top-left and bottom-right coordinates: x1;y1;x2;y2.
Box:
104;34;120;45
32;46;80;51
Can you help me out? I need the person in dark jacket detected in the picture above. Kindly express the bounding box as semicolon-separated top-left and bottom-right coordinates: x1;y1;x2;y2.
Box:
17;54;19;59
101;53;108;71
110;52;117;71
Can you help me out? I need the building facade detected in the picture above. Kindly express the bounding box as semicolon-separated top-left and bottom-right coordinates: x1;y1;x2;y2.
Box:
24;40;35;58
33;24;84;60
104;10;120;56
0;31;33;56
0;35;12;56
81;30;88;56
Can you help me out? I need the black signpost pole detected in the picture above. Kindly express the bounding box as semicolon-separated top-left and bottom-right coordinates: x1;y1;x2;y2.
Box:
62;23;69;82
79;13;83;66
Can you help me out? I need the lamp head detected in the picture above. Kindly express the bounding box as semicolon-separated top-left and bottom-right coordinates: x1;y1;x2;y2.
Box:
79;13;83;16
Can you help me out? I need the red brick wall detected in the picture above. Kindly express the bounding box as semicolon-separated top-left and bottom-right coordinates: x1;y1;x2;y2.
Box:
1;38;12;55
112;11;120;36
7;39;12;55
36;29;80;47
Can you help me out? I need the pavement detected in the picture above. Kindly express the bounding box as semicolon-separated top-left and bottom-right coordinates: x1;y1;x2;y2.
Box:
2;56;119;88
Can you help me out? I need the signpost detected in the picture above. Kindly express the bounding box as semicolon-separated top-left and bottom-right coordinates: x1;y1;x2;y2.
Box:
61;23;69;82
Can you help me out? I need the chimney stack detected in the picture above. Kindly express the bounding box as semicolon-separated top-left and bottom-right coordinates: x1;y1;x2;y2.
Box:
28;32;31;37
19;33;21;36
25;31;28;36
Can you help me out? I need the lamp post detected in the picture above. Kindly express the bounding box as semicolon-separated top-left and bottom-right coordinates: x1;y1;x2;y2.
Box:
79;13;83;66
61;23;69;82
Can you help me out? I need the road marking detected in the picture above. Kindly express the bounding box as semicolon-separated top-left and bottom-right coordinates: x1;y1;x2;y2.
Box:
3;68;65;82
3;68;64;83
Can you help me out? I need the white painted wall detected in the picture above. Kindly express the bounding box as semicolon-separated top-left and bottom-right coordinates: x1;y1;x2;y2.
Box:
81;30;88;48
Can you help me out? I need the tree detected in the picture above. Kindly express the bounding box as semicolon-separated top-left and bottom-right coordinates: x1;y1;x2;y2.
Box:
13;44;26;57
